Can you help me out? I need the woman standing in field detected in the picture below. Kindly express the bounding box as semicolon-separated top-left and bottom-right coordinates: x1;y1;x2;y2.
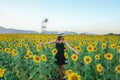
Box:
40;33;79;80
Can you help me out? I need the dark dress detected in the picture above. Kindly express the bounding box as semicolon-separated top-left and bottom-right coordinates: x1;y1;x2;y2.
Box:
55;42;66;65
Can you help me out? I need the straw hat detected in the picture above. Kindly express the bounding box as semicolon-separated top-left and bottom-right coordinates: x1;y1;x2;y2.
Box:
58;32;64;36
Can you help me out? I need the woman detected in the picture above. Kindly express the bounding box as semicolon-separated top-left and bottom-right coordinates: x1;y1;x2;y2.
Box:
40;33;79;80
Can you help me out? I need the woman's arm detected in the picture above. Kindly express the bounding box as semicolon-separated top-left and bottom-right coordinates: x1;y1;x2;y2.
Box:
64;40;79;55
39;39;56;46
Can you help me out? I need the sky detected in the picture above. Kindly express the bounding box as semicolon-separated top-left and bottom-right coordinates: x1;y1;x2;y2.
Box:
0;0;120;34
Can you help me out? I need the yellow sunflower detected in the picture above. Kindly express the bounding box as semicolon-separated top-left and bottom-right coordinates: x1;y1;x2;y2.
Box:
0;68;5;77
94;47;98;51
96;63;103;73
93;41;97;47
24;55;30;59
52;49;58;55
68;72;81;80
35;41;39;45
64;46;67;51
41;54;47;61
33;55;41;63
75;46;81;52
102;43;106;49
0;46;3;51
117;46;120;53
24;50;33;59
64;52;68;59
14;44;18;48
19;43;22;47
65;69;73;77
104;53;113;60
8;43;12;47
36;45;41;52
110;44;116;49
115;65;120;74
24;44;29;49
87;45;94;52
94;54;100;60
80;41;86;46
11;49;18;57
48;44;52;48
119;58;120;62
4;48;11;54
84;56;92;64
43;44;47;48
71;54;78;61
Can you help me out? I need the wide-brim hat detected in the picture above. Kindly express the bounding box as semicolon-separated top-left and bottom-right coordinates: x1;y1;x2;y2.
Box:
58;32;64;36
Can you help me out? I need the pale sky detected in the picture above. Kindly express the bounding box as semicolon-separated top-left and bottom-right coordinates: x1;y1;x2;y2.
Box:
0;0;120;34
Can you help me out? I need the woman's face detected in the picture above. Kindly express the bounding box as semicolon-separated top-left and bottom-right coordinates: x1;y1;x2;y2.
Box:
61;36;64;40
57;36;64;41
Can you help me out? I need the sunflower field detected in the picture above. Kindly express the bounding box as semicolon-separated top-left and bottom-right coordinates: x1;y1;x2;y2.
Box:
0;34;120;80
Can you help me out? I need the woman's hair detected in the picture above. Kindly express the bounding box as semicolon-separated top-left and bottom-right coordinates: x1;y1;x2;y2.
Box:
57;36;64;41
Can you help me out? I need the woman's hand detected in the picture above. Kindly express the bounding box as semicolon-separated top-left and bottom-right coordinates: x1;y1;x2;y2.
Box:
39;42;43;46
75;51;79;55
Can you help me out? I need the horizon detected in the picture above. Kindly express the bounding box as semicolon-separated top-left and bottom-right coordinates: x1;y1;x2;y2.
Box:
0;0;120;34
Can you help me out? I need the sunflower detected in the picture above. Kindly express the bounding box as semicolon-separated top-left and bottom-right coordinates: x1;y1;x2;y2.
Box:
4;48;11;54
64;52;68;59
24;50;33;59
117;46;120;53
8;43;12;47
41;54;47;61
115;65;120;74
102;43;106;49
36;45;41;52
24;55;30;59
0;68;5;77
35;41;39;45
19;43;22;47
24;44;29;49
21;39;25;42
33;55;41;63
64;46;67;51
94;54;100;60
87;45;94;52
14;44;18;48
96;63;103;73
52;49;58;55
104;53;113;60
94;47;98;51
119;58;120;62
68;72;81;80
65;69;73;77
11;49;18;57
43;44;47;48
93;41;97;47
0;46;3;51
48;44;52;48
71;54;78;61
80;41;86;45
84;56;92;64
75;46;81;52
26;50;33;58
110;44;116;49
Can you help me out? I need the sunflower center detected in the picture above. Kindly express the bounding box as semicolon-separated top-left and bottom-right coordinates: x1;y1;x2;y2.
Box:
107;54;111;58
89;47;92;50
43;56;45;59
71;76;78;80
98;66;102;70
73;56;76;59
0;47;2;50
117;67;120;70
86;58;90;62
36;57;40;60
